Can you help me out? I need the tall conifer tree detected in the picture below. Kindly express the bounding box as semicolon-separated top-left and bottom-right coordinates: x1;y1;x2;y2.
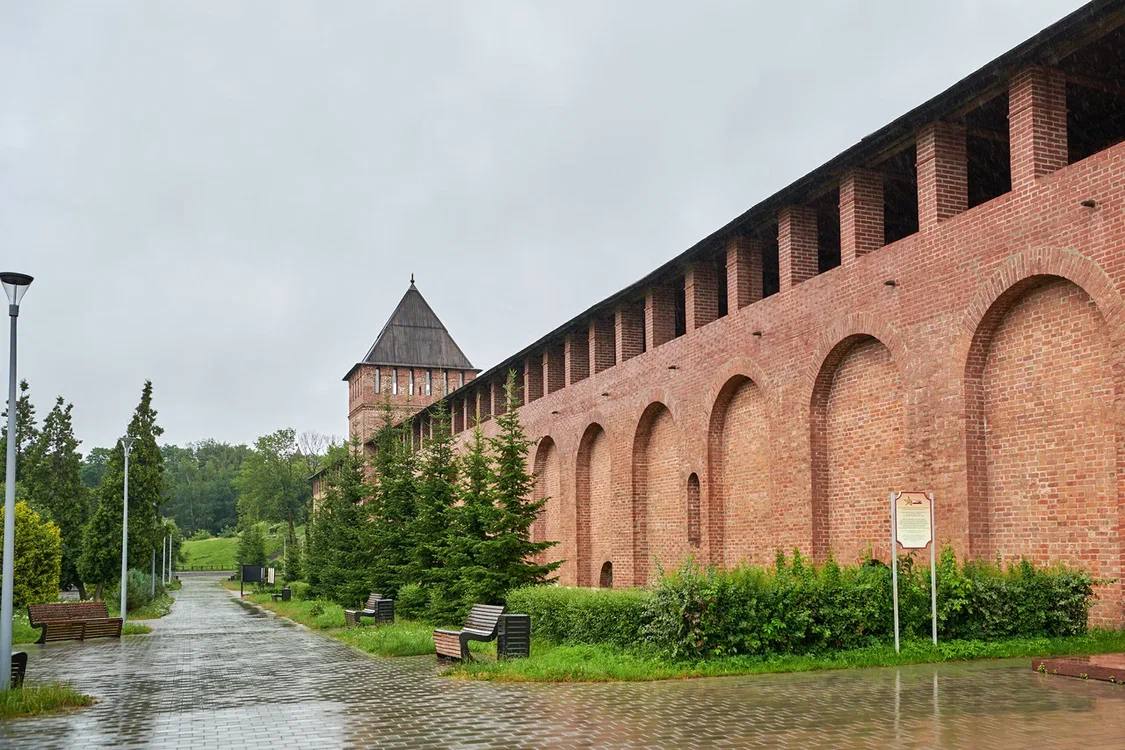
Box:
0;379;38;485
484;370;559;594
368;406;417;596
78;381;166;599
25;397;91;596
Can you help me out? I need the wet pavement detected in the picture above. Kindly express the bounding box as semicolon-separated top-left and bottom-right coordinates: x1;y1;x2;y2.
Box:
2;573;1124;748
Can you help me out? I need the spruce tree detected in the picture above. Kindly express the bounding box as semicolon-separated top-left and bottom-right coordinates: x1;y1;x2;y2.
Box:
25;397;91;596
306;441;374;605
451;425;498;607
78;381;166;599
368;408;417;596
411;404;460;620
236;523;267;566
484;370;559;596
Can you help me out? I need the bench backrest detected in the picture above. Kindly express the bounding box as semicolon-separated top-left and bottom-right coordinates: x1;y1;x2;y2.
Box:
28;601;109;626
462;604;505;635
364;593;384;610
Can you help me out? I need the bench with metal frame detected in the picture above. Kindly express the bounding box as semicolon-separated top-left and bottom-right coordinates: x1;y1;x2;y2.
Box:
433;604;505;661
344;592;394;626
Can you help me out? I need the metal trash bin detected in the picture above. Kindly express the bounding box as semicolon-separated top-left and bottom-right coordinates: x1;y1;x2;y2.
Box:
281;587;292;602
497;614;531;659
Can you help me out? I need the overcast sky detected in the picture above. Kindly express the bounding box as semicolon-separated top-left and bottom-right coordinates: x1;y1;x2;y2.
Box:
1;0;1082;451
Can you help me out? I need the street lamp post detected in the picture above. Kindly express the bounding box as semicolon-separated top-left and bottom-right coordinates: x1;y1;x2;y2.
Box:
120;435;134;624
1;271;33;691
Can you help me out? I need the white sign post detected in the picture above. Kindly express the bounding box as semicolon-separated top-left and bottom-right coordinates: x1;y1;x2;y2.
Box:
889;491;937;652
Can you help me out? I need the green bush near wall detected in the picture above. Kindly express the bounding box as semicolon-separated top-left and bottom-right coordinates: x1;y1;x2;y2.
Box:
506;586;653;648
506;550;1095;661
644;549;1095;659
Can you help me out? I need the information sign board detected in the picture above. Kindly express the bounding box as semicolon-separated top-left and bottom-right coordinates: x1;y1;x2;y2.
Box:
895;492;933;549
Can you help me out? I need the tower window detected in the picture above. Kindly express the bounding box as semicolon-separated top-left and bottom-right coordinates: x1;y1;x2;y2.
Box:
375;368;382;394
392;368;399;395
408;372;414;396
426;370;433;395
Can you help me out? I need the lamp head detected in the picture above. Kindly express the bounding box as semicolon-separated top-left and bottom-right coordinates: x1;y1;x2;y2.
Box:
1;272;33;308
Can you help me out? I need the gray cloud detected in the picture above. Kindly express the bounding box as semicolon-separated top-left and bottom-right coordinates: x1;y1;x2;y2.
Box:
1;0;1080;449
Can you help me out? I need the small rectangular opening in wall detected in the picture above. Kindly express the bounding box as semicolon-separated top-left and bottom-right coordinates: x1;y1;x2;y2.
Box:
761;227;780;298
673;276;686;338
882;147;918;244
965;92;1011;208
1060;25;1125;164
814;189;841;272
713;251;728;318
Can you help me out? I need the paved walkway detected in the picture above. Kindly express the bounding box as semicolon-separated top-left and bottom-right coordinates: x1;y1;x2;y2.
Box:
3;575;1124;748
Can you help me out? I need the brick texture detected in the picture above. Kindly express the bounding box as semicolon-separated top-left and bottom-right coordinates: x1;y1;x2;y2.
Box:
1009;66;1068;189
408;125;1125;624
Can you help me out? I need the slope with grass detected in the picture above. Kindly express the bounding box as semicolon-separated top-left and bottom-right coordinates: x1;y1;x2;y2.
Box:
182;523;306;570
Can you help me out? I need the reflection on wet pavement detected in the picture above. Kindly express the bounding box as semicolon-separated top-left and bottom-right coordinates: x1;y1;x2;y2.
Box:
2;574;1123;748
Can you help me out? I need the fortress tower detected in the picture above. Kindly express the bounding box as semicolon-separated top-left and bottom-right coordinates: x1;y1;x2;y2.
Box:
343;278;477;442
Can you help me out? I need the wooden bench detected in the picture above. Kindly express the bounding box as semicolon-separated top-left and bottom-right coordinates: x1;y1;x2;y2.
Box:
433;604;505;661
344;592;394;626
27;602;123;644
270;587;292;602
11;651;27;688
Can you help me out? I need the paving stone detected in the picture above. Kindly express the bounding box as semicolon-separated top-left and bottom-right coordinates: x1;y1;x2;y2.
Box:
2;574;1124;748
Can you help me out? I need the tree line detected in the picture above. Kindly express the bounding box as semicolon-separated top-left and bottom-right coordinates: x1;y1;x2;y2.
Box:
2;378;331;603
305;372;560;622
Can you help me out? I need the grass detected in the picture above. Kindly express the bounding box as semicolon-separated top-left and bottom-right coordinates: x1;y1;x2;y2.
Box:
452;629;1125;683
123;623;153;635
232;585;489;657
181;523;306;570
180;535;238;569
0;683;95;720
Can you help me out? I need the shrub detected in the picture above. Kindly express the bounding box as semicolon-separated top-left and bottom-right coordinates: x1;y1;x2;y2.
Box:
396;583;428;619
287;581;310;600
107;569;158;613
506;586;653;648
0;501;62;607
643;551;1095;659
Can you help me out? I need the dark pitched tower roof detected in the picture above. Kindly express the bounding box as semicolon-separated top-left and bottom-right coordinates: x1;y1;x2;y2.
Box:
353;280;474;373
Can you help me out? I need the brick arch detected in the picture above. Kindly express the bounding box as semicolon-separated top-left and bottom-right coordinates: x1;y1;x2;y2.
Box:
964;272;1120;623
575;422;614;587
707;373;773;568
809;333;906;563
800;313;908;408
531;436;562;569
631;401;684;585
954;248;1125;362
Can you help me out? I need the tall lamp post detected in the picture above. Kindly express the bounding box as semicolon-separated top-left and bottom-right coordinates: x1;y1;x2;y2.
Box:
120;435;135;624
1;272;33;690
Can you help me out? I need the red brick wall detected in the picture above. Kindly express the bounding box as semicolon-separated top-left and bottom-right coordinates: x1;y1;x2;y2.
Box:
576;425;616;587
968;277;1118;620
449;141;1125;626
710;377;772;567
633;404;687;585
814;337;905;564
532;437;568;580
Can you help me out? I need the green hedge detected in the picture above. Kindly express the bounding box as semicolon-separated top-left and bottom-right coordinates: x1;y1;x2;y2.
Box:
644;550;1094;659
506;586;653;648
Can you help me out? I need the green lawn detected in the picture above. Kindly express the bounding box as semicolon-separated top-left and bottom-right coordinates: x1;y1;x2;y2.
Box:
180;535;238;569
0;683;94;720
452;630;1125;683
234;585;489;657
181;523;306;570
